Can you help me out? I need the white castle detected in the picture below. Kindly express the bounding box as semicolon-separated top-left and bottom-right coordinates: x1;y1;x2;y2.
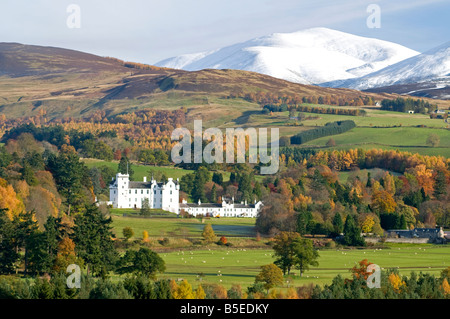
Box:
180;197;263;218
109;173;180;213
109;173;263;217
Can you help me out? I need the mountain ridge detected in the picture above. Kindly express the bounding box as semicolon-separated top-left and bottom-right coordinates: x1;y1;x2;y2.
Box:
326;41;450;91
155;27;420;85
1;41;449;121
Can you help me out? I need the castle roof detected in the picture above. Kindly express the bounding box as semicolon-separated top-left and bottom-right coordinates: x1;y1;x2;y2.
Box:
180;202;259;209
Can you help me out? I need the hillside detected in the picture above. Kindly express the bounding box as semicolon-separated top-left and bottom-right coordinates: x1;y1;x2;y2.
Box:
0;42;449;125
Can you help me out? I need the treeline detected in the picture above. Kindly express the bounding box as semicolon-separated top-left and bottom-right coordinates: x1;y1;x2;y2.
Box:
290;120;356;145
104;56;169;71
312;261;450;299
228;91;376;107
0;107;186;164
380;97;437;114
255;146;450;239
263;104;366;116
179;164;259;207
1;261;448;299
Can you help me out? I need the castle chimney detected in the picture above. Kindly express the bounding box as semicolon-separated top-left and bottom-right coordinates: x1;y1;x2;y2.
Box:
143;176;147;182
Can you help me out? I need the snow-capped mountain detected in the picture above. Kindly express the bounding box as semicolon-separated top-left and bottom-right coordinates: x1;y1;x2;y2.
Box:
326;41;450;90
155;27;419;85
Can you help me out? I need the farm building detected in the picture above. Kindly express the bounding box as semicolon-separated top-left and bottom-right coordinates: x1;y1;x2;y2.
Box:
388;227;446;243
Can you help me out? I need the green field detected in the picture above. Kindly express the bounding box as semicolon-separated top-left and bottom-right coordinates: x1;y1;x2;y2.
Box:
157;244;450;289
111;215;257;239
249;107;449;129
110;214;450;290
215;105;450;158
300;126;450;158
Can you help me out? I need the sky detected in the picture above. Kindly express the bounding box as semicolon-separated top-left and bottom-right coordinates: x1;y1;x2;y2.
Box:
0;0;448;64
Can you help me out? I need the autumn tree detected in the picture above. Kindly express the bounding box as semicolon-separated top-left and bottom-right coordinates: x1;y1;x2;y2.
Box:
172;279;195;299
53;236;81;273
0;178;25;220
351;259;374;281
371;190;397;214
272;231;301;275
388;272;406;293
142;230;149;243
202;224;216;243
255;264;284;293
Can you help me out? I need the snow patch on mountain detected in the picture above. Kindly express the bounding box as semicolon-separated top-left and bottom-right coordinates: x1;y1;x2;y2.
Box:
327;41;450;90
155;27;419;85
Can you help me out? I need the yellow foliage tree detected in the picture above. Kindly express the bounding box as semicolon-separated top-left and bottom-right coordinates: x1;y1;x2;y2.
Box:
172;279;195;299
0;178;25;220
53;236;81;273
361;215;375;233
285;287;299;299
195;285;206;299
388;273;406;293
371;190;397;214
142;230;149;242
441;278;450;296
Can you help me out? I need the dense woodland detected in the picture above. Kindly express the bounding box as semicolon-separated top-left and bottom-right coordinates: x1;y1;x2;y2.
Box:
0;108;185;164
381;97;437;114
228;91;376;107
290;120;357;145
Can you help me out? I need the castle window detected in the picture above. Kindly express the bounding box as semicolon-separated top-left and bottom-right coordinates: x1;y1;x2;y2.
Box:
141;190;143;194
129;190;131;194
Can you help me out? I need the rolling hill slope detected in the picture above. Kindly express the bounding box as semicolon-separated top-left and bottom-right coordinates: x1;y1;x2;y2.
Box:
0;42;448;124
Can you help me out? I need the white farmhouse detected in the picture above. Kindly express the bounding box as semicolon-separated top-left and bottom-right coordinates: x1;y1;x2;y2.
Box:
109;173;180;213
180;197;263;218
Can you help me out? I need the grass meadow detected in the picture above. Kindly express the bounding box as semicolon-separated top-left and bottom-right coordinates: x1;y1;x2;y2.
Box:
158;244;450;289
110;214;450;290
